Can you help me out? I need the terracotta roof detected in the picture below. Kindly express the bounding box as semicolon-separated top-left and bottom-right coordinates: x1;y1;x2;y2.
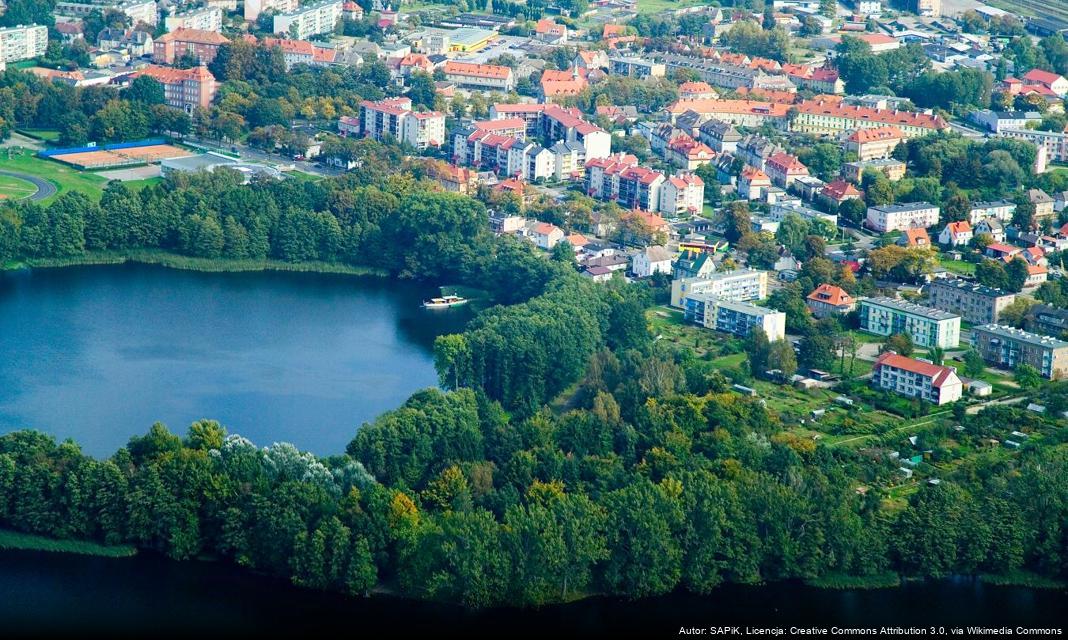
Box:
807;283;853;307
679;81;714;94
133;64;215;85
262;37;315;55
903;228;929;245
987;243;1019;254
735;87;799;104
1022;69;1065;87
740;166;770;181
534;222;561;235
157;28;228;45
361;96;413;116
821;179;861;200
945;221;972;235
443;61;512;80
567;233;589;247
603;24;626;37
874;353;956;388
472;118;526;132
846;125;904;143
666;99;791;117
767;152;807;173
798;101;945;130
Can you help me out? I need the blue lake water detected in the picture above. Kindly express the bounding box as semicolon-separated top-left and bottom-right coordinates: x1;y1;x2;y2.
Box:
0;263;469;457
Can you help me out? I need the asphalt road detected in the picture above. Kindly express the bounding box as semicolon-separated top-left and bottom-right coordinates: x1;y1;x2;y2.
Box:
0;170;55;201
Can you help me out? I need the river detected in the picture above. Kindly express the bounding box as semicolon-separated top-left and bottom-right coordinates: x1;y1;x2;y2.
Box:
0;263;470;457
0;548;1065;635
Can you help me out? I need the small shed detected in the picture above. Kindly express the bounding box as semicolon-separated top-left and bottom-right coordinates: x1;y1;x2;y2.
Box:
967;380;992;397
899;467;914;479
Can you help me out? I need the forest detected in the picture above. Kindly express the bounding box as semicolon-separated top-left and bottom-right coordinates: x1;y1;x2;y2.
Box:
1;148;1068;608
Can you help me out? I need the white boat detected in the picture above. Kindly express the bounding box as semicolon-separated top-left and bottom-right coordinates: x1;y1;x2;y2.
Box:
422;294;468;309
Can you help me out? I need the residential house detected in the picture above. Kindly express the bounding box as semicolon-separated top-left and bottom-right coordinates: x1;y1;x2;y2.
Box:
974;218;1005;243
898;227;931;248
968;200;1016;224
736;134;785;171
938;221;973;246
672;249;717;280
631;245;675;278
806;283;856;318
1021;69;1068;97
842;158;906;183
1027;189;1056;220
530;222;564;249
698;119;742;153
678;81;717;100
819;179;862;207
1024;304;1068;338
443;61;515;91
737;166;772;200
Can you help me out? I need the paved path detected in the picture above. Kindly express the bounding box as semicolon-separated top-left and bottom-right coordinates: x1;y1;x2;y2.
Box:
0;170;55;202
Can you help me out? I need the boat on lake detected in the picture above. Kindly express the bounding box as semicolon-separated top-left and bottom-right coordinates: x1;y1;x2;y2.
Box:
422;294;468;309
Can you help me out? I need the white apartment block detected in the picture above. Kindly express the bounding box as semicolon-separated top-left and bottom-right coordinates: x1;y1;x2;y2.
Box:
57;1;158;26
358;97;445;150
859;297;961;349
659;173;705;217
968;200;1016;224
670;270;769;308
682;293;787;342
273;0;343;40
245;0;299;21
866;202;940;233
872;352;962;406
1000;128;1068;164
0;24;48;63
166;7;223;32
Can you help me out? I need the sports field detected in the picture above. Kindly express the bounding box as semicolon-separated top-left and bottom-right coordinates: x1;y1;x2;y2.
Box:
49;144;192;170
0;150;107;203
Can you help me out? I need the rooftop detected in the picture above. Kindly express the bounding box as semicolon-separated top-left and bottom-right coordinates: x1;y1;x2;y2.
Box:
862;296;960;321
974;324;1068;349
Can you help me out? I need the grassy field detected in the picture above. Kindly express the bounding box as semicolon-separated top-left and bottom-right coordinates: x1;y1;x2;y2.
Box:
939;258;976;276
0;173;38;200
0;528;136;557
0;149;107;203
636;0;707;14
16;128;61;142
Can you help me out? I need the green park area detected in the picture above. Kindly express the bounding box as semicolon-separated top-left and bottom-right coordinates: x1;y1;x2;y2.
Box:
0;528;137;558
0;173;38;201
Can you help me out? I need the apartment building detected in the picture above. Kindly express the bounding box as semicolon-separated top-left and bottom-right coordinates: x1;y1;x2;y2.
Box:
737;166;772;200
866;202;940;233
666;99;791;129
915;0;940;17
765;152;809;188
1024;304;1068;338
273;0;343;40
842;158;906;183
617;166;665;212
925;278;1015;325
358;97;445;149
165;7;223;33
972;324;1068;379
443;61;515;91
682;294;786;342
670;270;769;307
1001;126;1068;164
843;125;904;161
968;200;1016;224
57;1;157;26
153;28;228;64
245;0;299;21
969;110;1042;134
859;297;961;348
792;101;946;138
584;153;638;201
0;24;48;63
698;119;742;153
872;352;962;405
131;64;216;112
660;173;705;216
608;56;666;78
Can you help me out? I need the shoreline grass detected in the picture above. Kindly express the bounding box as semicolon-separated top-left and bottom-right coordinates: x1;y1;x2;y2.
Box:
979;570;1068;590
8;249;389;278
0;528;137;558
804;572;901;590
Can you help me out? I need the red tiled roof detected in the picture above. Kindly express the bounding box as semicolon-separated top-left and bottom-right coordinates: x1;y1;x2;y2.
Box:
903;228;929;245
797;101;945;130
807;283;853;307
846;125;904;143
1022;69;1065;87
157;28;229;45
874;353;956;388
945;221;972;235
821;179;861;200
666;99;791;116
133;64;214;85
444;61;512;80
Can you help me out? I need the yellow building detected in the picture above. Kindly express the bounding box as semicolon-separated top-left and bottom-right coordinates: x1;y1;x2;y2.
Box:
447;27;495;53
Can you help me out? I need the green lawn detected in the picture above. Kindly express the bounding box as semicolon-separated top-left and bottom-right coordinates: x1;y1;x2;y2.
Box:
0;173;38;200
939;258;976;276
0;150;108;203
16;128;61;142
635;0;707;13
125;177;164;193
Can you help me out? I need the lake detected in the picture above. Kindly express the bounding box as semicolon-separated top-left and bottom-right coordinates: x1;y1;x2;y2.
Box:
0;263;471;457
0;548;1065;635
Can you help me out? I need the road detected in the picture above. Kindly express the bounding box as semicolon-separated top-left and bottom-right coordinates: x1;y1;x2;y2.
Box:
0;170;55;201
